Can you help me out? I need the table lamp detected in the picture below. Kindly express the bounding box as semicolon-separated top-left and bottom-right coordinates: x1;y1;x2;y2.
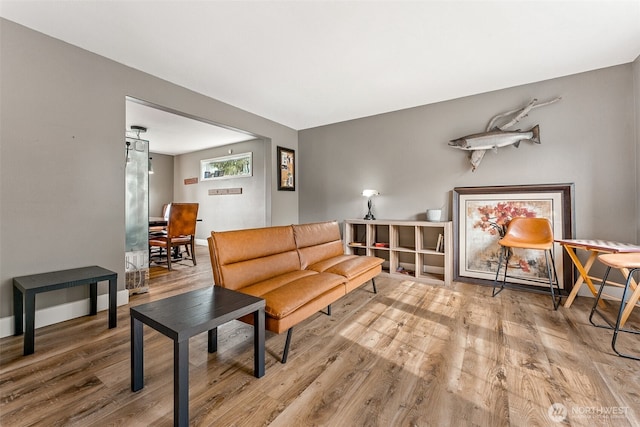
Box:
362;189;380;220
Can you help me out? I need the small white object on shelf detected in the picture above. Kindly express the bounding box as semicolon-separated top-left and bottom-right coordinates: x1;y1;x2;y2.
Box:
426;209;442;222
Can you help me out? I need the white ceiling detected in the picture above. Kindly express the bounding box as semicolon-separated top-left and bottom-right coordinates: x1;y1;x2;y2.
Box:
125;100;256;155
2;1;640;148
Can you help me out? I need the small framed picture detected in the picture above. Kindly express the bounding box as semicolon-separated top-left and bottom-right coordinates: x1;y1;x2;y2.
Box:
277;146;295;191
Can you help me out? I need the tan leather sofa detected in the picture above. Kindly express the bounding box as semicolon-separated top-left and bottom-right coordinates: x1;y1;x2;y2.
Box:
207;221;383;363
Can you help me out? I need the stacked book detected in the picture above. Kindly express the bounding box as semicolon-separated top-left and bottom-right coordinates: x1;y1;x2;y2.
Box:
435;234;445;253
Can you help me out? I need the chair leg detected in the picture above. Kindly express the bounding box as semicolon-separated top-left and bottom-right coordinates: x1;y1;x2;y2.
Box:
589;266;612;327
166;244;172;271
590;267;640;360
611;268;640;360
190;238;197;266
371;277;377;294
493;247;508;297
281;328;293;364
545;249;561;310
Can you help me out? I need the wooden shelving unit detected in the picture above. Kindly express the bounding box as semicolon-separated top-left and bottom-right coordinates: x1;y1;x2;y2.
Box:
344;219;453;285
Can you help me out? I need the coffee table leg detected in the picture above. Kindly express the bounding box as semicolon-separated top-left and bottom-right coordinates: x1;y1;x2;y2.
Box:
174;340;189;426
208;328;217;353
254;308;265;378
131;316;144;392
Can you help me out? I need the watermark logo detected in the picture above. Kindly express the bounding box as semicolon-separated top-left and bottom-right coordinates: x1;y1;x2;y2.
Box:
548;403;629;423
548;403;568;422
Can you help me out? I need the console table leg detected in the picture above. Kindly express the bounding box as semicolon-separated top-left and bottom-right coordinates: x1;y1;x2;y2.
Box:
254;308;265;378
175;340;189;427
24;291;36;355
13;285;23;336
131;317;144;392
89;282;97;315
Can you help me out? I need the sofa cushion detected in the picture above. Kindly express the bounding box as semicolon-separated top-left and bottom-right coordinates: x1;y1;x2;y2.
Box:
293;221;342;247
210;225;302;290
242;272;346;319
239;270;318;296
308;255;384;279
217;251;301;291
212;225;297;265
293;221;345;269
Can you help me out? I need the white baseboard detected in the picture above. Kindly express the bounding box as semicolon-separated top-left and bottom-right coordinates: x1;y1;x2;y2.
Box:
0;290;129;339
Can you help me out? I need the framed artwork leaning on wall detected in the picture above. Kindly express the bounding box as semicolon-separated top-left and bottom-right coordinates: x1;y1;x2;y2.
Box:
453;183;575;291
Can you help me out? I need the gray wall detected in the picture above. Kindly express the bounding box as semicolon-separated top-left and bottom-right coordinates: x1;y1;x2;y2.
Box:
173;139;268;238
299;64;639;247
0;19;298;322
148;152;174;216
634;55;640;243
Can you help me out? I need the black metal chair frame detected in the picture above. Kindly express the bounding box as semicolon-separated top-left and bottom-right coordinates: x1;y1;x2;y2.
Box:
493;245;562;310
588;266;639;361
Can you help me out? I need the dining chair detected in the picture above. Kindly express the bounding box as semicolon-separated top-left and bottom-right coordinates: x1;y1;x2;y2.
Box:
149;203;199;270
493;217;562;309
149;204;170;235
149;203;170;260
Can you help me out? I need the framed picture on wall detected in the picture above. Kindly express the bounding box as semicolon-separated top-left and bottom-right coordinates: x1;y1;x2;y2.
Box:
277;146;295;191
452;183;574;291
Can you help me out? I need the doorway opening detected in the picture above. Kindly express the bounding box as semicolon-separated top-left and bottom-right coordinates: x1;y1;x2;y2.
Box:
124;97;272;293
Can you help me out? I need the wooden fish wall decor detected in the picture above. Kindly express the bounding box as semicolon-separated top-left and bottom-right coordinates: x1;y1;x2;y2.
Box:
449;97;561;171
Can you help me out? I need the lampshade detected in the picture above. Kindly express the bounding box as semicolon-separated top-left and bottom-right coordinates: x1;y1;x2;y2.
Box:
362;189;379;198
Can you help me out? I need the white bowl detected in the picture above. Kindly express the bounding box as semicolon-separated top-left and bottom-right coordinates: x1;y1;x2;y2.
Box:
426;209;442;222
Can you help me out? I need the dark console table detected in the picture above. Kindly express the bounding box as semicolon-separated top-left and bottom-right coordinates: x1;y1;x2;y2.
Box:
130;286;265;427
13;265;118;355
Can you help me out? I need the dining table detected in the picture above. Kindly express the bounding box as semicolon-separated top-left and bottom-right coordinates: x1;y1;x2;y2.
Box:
149;216;168;227
149;216;203;227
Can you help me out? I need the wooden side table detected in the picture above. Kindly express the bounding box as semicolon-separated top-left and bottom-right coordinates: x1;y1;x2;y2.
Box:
556;239;640;325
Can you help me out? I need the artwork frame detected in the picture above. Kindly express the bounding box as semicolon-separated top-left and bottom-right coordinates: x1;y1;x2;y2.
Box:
277;146;295;191
452;183;574;291
200;152;252;181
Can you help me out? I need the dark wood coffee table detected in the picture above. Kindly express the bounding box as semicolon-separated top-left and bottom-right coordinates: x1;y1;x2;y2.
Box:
130;286;265;427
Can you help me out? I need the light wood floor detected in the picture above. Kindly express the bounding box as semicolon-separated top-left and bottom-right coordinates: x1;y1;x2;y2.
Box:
1;245;638;426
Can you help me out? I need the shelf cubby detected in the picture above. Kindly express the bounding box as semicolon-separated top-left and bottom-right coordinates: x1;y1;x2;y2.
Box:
417;253;446;284
371;248;391;274
419;226;444;252
348;222;367;247
369;223;390;248
392;224;417;252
